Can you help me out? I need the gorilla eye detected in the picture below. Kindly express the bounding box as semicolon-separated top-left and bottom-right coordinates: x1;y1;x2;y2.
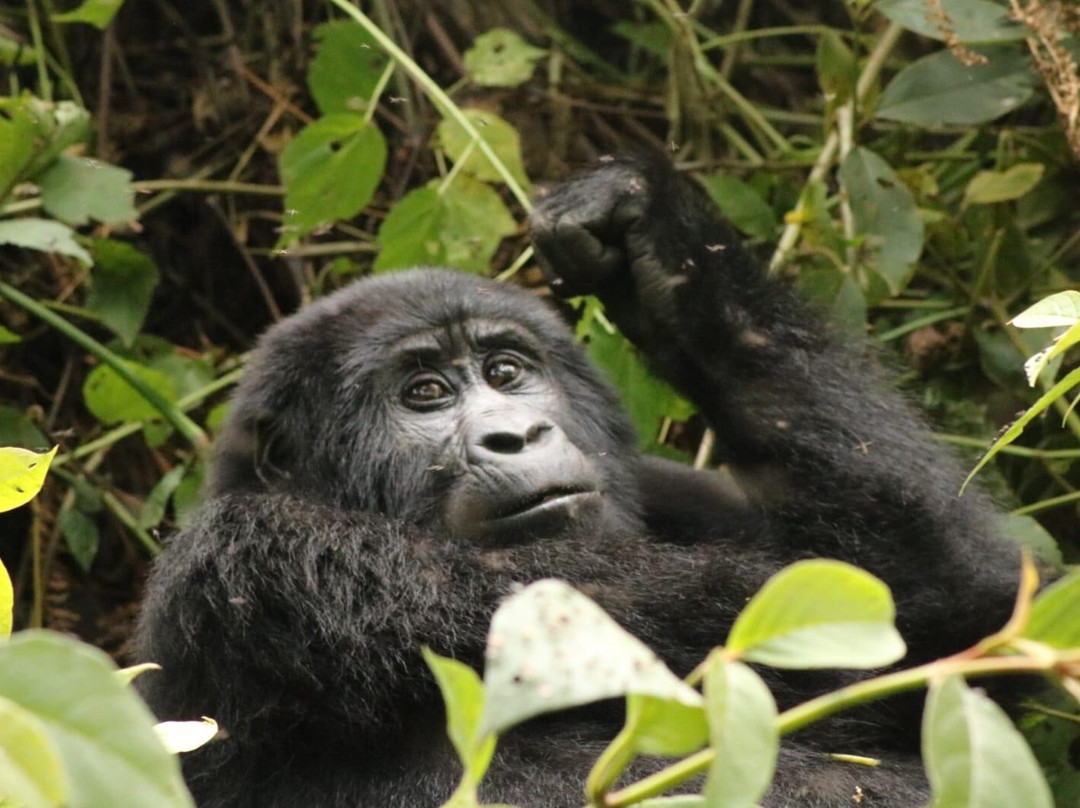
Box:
484;356;524;389
403;377;452;408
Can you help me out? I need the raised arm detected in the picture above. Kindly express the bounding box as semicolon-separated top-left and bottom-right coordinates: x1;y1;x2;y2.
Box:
530;153;1020;657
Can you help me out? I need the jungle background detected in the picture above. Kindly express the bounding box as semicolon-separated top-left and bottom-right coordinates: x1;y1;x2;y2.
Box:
2;0;1080;800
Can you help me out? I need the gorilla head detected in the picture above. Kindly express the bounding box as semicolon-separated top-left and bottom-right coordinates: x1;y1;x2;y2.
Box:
209;269;643;544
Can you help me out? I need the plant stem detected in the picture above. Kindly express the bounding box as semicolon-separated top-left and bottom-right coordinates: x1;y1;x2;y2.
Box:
0;280;210;451
101;491;161;556
603;655;1048;806
327;0;532;211
768;22;903;274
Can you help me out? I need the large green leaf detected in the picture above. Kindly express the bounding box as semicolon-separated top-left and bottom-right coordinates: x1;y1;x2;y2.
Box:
84;239;160;345
699;174;778;241
923;675;1052;808
838;147;924;294
581;309;693;451
38;155;137;226
0;445;57;515
876;0;1025;43
436;110;530;189
877;47;1036;126
702;659;778;807
463;29;546;88
725;560;907;669
480;580;701;737
308;22;389;116
1011;291;1080;329
375;176;516;274
0;695;67;808
82;359;176;425
0;219;91;265
278;114;387;244
0;631;194;807
1022;568;1080;649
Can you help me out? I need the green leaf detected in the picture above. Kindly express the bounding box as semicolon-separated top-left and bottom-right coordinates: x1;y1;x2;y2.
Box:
0;407;47;449
923;675;1052;808
795;265;867;335
0;446;57;514
375;176;516;274
699;174;778;241
153;718;218;754
0;631;194;807
726;560;907;669
877;47;1036;126
0;325;21;344
84;239;160;345
0;559;11;639
436;110;530;189
703;659;778;807
480;580;701;737
0;219;91;265
0;36;38;67
138;464;187;530
1022;568;1080;649
625;695;708;758
422;649;496;797
278;115;387;244
816;31;857;102
308;22;389;116
38;155;137;226
82;360;177;425
876;0;1026;43
962;364;1080;492
463;29;546;87
610;22;673;60
581;307;694;450
51;0;125;29
1011;291;1080;329
637;800;705;807
964;163;1045;206
0;695;67;808
838;147;924;294
999;514;1063;570
58;504;100;572
115;663;160;686
0;96;90;198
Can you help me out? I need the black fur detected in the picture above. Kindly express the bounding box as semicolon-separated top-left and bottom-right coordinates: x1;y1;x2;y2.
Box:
136;154;1021;807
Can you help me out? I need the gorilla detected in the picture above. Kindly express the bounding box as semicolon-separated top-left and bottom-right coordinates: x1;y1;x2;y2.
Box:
136;153;1022;807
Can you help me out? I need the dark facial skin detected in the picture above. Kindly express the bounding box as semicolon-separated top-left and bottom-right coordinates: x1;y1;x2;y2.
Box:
384;317;603;544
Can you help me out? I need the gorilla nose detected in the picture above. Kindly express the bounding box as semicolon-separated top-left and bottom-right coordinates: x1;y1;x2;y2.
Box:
479;422;552;455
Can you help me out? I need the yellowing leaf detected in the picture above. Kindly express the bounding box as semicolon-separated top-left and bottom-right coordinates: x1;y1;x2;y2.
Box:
0;446;57;514
965;163;1045;206
0;559;11;639
153;718;219;754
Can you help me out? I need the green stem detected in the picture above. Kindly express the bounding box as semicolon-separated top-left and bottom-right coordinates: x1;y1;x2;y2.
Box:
934;433;1080;459
101;491;161;555
874;305;970;343
0;280;209;451
327;0;532;212
603;655;1047;806
1011;489;1080;517
700;24;849;51
53;367;244;468
133;179;284;196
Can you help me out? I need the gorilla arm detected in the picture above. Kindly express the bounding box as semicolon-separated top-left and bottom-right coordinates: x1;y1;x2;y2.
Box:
531;153;1020;660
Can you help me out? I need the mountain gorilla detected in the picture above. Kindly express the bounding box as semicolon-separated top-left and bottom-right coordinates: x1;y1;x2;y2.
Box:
136;153;1021;807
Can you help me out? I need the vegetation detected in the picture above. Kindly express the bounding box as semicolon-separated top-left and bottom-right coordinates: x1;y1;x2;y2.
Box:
1;0;1079;804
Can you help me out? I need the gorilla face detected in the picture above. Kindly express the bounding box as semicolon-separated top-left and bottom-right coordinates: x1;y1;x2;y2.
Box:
383;316;604;543
210;269;644;545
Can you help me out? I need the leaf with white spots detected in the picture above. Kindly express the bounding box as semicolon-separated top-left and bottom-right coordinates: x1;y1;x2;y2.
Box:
480;580;700;737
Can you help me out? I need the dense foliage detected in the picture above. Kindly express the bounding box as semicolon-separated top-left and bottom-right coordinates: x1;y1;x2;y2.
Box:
1;0;1079;803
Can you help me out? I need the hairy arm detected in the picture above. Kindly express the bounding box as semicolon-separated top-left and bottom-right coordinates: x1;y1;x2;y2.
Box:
531;153;1020;658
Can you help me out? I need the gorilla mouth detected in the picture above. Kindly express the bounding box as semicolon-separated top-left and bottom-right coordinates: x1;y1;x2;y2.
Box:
493;485;598;521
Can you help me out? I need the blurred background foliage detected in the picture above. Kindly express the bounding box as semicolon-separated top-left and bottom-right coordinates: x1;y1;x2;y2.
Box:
0;0;1079;794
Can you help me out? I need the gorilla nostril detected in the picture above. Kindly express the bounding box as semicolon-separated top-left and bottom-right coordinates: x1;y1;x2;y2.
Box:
481;431;527;454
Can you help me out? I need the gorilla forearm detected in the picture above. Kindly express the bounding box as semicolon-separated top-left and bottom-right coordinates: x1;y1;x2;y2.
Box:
532;154;1019;652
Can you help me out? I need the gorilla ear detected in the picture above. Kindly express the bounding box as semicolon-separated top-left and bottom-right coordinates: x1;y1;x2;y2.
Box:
252;414;294;485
